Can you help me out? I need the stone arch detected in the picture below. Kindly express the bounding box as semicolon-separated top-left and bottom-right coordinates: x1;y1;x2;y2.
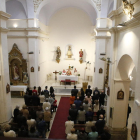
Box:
36;0;98;25
115;54;135;80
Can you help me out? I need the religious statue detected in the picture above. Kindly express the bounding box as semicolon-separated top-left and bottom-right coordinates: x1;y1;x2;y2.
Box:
6;83;10;93
23;72;28;84
13;64;19;80
79;49;83;64
67;46;72;58
66;69;72;75
56;46;61;63
62;69;66;75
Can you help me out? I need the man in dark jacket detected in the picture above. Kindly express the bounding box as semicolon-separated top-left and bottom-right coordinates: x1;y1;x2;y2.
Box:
17;111;27;128
93;87;100;96
36;115;46;138
95;115;105;135
44;86;49;98
13;105;20;123
85;85;92;96
99;90;106;107
71;86;78;98
74;97;82;110
31;93;40;106
24;93;32;106
97;105;106;120
69;104;78;124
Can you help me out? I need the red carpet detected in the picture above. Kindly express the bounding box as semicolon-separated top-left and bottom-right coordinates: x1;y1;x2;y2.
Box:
49;97;70;139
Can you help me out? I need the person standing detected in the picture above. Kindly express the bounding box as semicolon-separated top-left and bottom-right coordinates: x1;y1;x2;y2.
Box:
71;86;78;99
44;107;52;131
65;116;74;135
126;104;131;127
88;126;98;140
99;90;105;107
70;93;76;106
85;85;92;96
32;86;37;96
44;86;49;98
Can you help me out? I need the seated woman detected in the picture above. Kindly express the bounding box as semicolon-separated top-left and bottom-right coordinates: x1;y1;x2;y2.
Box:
4;124;16;137
88;126;98;140
67;128;77;140
28;126;39;138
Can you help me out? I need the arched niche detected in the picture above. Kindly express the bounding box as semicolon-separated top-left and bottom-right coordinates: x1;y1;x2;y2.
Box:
6;0;27;19
115;54;135;80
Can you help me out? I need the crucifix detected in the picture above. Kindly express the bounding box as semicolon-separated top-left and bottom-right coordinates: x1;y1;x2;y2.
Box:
53;70;59;81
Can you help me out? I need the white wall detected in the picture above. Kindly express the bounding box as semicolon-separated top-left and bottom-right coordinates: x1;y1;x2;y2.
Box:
43;7;95;80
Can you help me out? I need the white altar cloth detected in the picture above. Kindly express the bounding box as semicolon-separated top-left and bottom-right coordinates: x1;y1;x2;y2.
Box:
59;75;78;81
10;85;27;93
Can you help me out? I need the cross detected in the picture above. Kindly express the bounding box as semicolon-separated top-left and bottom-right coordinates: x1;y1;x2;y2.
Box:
53;70;59;81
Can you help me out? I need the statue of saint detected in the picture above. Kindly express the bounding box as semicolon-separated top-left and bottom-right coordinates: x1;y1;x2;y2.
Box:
67;46;72;58
23;72;28;84
62;69;66;75
79;49;83;58
13;64;19;80
56;46;61;62
66;69;72;75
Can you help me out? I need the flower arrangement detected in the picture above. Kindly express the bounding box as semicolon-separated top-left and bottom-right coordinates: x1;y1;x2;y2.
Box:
59;71;62;75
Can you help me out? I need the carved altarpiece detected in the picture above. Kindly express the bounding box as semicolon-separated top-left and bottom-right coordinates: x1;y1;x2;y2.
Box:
9;44;27;85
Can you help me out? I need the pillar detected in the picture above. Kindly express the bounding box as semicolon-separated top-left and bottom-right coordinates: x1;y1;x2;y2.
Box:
93;18;111;89
0;0;12;124
27;19;39;88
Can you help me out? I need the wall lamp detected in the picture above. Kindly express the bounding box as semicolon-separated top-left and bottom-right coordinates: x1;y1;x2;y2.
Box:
117;23;126;28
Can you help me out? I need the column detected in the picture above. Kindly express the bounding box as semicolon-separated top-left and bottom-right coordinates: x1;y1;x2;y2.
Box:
93;18;111;89
0;0;12;124
27;20;39;88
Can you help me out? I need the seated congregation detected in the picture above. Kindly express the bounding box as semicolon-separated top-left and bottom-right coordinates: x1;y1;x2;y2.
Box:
0;86;57;138
66;86;111;140
0;85;111;140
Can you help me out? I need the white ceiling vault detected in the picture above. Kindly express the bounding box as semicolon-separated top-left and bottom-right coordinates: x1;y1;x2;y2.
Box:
6;0;113;25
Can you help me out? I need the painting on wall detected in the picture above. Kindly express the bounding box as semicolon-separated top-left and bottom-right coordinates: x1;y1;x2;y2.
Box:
99;68;103;73
131;123;137;140
117;89;124;99
31;67;34;72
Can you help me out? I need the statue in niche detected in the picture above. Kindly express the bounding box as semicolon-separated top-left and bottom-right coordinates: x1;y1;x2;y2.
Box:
23;72;28;84
6;83;10;93
79;49;83;64
13;64;19;80
56;46;61;63
67;46;72;58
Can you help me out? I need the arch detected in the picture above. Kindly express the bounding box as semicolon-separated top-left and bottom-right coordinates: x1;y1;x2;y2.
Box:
6;0;27;19
37;0;98;25
107;0;114;15
115;54;135;80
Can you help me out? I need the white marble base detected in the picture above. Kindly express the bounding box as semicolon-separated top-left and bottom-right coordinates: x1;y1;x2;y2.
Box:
64;58;75;60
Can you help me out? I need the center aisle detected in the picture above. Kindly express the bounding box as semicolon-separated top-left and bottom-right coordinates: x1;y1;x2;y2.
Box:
49;97;70;139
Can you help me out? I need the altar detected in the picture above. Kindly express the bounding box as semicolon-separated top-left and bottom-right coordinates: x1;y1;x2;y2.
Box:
59;75;78;81
11;85;27;96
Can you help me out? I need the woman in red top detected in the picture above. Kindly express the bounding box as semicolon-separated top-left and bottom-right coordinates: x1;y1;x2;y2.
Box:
70;93;75;107
53;98;57;112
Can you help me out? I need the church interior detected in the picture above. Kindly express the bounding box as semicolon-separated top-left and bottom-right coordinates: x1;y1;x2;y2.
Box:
0;0;140;140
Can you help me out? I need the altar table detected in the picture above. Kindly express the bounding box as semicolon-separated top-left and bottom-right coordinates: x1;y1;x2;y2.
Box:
11;85;27;96
59;75;78;81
